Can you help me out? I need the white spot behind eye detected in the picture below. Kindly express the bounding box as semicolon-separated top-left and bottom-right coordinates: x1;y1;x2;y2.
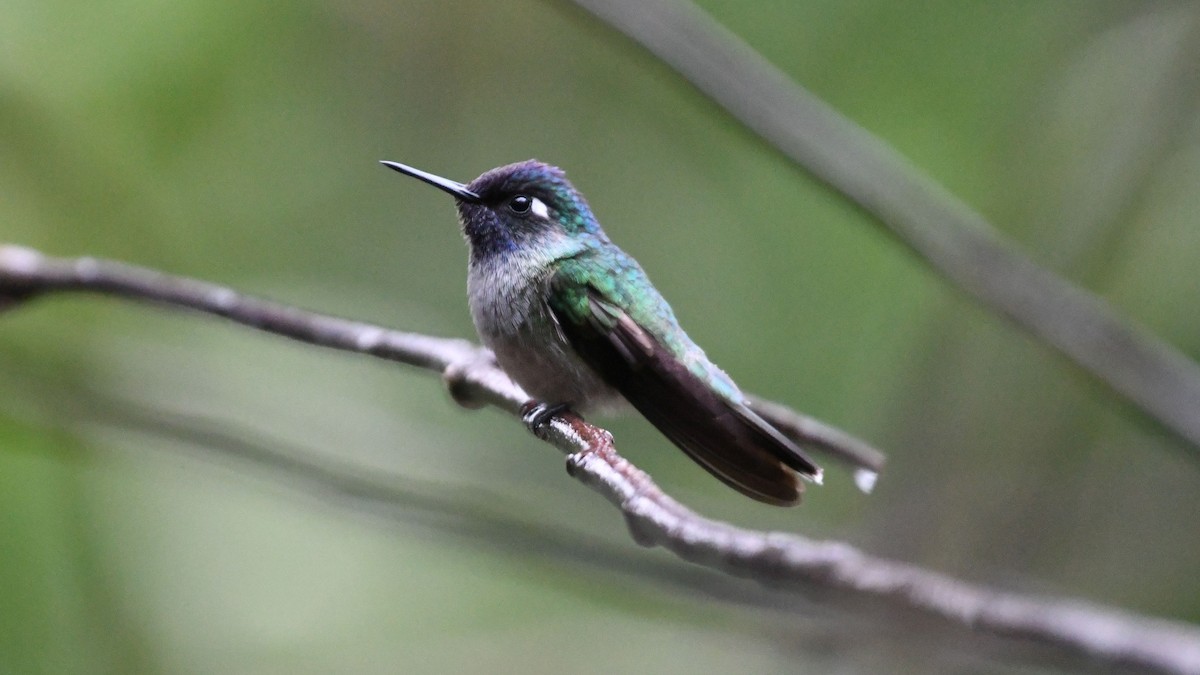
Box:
530;197;550;219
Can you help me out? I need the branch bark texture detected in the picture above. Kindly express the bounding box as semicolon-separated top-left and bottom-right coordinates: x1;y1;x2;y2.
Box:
2;245;1198;674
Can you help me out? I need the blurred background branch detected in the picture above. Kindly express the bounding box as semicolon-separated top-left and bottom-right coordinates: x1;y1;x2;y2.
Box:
571;0;1200;457
2;245;1198;673
5;2;1200;672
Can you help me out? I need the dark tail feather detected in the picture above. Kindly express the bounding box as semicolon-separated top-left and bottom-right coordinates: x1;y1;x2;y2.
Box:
556;292;821;506
732;404;822;480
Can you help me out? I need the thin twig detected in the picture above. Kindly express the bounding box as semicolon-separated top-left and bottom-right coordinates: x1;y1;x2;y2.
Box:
1;245;1198;673
567;0;1200;457
746;394;884;491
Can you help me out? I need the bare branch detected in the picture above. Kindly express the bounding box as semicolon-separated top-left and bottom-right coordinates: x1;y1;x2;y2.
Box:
0;245;878;470
2;244;1198;672
567;0;1200;458
538;412;1200;675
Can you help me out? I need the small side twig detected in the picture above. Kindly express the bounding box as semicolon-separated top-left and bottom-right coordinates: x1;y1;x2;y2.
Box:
746;394;885;491
2;244;1199;674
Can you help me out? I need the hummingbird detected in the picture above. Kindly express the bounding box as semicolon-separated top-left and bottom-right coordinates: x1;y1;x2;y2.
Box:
381;159;821;506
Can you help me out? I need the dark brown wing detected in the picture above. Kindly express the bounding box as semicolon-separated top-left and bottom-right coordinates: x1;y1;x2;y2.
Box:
550;285;819;506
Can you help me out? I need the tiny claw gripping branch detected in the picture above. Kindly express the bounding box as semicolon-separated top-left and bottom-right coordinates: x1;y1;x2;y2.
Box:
520;401;573;431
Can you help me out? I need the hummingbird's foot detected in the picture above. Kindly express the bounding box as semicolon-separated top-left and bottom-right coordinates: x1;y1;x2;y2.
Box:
521;401;572;432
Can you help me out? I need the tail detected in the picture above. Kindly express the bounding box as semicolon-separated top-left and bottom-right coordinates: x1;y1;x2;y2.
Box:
551;284;822;506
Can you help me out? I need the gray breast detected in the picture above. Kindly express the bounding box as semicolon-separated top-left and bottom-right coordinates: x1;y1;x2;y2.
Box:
467;256;620;411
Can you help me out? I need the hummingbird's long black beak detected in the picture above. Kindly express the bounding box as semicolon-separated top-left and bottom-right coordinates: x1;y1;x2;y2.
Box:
380;160;482;203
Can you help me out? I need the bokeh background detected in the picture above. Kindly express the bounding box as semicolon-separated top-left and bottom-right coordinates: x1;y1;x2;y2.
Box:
3;1;1200;672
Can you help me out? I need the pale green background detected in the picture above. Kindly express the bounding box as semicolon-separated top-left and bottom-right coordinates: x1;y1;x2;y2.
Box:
2;1;1198;673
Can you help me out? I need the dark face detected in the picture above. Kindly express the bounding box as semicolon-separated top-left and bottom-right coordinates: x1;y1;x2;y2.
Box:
456;160;598;261
382;158;601;262
457;176;558;258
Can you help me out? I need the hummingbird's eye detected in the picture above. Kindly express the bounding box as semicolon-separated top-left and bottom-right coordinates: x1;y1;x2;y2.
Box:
508;195;531;213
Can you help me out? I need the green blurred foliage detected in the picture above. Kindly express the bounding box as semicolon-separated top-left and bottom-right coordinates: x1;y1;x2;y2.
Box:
2;0;1199;672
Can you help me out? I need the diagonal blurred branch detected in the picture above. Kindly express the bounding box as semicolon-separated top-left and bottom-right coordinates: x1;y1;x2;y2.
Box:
1040;7;1200;280
567;0;1200;457
2;245;1198;673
